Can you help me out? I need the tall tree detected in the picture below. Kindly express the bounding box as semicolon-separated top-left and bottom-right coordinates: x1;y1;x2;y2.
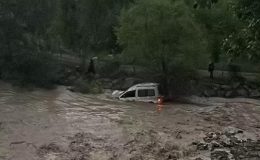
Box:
192;0;240;63
54;0;132;68
0;0;59;85
223;0;260;61
117;0;206;94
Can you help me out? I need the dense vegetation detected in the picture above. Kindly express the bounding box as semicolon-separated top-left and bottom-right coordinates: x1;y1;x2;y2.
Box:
0;0;259;93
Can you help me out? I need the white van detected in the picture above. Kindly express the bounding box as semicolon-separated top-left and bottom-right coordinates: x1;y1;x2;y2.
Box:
113;83;161;103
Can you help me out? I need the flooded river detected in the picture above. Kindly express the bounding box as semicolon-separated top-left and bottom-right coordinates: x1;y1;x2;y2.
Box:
0;81;260;160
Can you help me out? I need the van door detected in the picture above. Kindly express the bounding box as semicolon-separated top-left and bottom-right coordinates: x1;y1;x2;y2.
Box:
119;90;136;101
137;89;156;102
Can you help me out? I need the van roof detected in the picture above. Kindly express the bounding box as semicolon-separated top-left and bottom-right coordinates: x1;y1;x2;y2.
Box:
126;83;159;91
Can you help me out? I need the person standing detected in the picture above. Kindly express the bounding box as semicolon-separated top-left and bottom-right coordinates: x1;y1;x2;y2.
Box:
208;62;215;79
88;59;95;74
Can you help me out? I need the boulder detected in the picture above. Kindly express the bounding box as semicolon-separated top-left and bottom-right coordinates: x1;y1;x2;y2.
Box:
217;90;226;97
243;84;251;91
197;143;209;150
209;141;222;151
100;78;113;89
224;127;241;136
112;78;124;90
220;85;232;90
225;91;236;98
249;90;260;98
231;82;241;89
203;89;217;97
219;135;232;147
236;88;249;97
211;151;230;160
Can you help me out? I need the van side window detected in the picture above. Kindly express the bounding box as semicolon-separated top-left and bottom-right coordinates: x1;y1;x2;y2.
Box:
138;90;146;97
138;89;155;97
121;90;136;98
147;89;155;96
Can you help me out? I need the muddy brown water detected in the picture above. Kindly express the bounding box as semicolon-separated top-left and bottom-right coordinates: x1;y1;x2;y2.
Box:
0;81;260;160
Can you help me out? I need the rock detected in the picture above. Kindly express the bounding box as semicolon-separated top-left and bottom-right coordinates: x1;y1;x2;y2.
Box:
219;135;232;147
232;82;241;89
67;86;75;92
164;142;173;151
176;132;182;139
204;89;217;97
192;141;200;146
236;88;249;97
130;155;143;160
237;130;244;134
224;127;241;136
37;143;63;156
225;91;236;98
197;143;209;150
204;132;219;143
243;85;251;91
211;151;230;160
220;85;232;90
112;79;123;90
66;75;78;85
249;90;260;98
217;90;226;97
209;141;222;151
100;78;113;89
167;151;180;160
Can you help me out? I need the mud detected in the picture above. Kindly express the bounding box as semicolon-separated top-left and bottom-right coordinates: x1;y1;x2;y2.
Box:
0;81;260;160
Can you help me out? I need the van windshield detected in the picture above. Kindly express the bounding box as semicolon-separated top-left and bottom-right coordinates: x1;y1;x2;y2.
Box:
121;90;136;98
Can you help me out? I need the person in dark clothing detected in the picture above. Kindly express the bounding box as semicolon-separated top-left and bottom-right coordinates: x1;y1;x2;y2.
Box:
87;59;95;74
208;62;215;79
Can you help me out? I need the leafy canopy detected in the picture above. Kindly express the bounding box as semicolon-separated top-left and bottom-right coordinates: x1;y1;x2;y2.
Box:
117;0;206;72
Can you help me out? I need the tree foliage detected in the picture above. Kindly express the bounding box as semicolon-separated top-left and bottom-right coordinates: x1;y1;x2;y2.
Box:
0;0;58;86
223;0;260;61
55;0;131;54
117;0;207;95
193;0;240;62
0;0;259;88
117;0;205;72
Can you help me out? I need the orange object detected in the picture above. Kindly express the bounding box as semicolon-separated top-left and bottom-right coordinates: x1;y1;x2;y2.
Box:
157;96;164;104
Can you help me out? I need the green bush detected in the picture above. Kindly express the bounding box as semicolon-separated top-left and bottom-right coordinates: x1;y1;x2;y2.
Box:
155;64;198;96
73;78;103;94
97;59;121;78
228;64;245;82
133;63;198;97
0;52;59;88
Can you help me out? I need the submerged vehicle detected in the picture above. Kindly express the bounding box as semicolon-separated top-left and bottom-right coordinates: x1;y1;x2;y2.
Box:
112;83;163;104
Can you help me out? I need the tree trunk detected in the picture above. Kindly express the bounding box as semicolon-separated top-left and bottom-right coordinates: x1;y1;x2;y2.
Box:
161;57;169;96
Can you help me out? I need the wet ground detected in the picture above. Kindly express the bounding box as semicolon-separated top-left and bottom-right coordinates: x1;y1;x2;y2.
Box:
0;81;260;160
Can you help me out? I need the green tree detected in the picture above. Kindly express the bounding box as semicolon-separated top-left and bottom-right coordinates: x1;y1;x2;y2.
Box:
0;0;59;86
117;0;205;95
193;0;240;63
223;0;260;61
53;0;132;71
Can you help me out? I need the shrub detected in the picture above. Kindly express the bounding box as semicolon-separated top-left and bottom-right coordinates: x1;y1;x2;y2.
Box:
97;58;121;78
73;78;103;94
0;52;59;88
228;64;245;82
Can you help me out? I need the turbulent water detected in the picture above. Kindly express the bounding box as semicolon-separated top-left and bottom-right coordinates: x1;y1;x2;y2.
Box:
0;81;259;160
